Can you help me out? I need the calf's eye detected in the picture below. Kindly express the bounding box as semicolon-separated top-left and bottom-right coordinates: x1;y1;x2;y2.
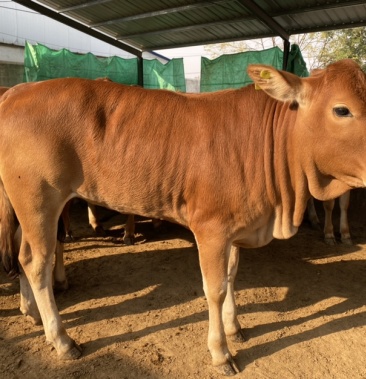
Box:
333;107;352;117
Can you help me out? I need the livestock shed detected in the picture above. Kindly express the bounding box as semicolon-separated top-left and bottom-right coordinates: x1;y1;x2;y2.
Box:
11;0;366;81
1;1;366;378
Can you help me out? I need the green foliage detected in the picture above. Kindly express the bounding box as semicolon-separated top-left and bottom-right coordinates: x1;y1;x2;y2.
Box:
312;28;366;70
203;27;366;72
204;37;283;59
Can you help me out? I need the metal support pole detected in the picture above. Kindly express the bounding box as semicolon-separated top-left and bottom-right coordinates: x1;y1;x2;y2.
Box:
283;39;290;71
137;56;144;87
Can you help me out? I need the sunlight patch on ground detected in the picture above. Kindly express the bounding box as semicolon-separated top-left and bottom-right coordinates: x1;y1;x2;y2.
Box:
61;284;162;313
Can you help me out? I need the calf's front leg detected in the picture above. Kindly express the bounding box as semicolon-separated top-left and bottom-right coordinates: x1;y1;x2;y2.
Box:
196;234;241;376
223;245;245;342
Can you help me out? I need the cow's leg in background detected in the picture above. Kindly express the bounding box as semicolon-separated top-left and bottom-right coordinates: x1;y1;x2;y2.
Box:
323;198;336;244
339;191;352;245
87;203;105;235
61;200;73;241
307;192;352;245
53;241;68;291
123;214;135;245
60;200;101;240
222;245;245;342
306;197;320;230
323;191;352;245
88;204;136;244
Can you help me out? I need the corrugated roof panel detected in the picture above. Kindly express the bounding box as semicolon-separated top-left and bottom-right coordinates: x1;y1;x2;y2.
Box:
132;18;273;50
275;3;366;33
13;0;366;52
232;19;272;36
95;7;254;42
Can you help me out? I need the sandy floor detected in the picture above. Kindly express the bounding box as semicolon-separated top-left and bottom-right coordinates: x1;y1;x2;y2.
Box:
1;193;366;379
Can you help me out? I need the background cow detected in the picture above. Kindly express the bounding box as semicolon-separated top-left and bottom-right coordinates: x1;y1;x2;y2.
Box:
307;191;352;245
62;200;136;244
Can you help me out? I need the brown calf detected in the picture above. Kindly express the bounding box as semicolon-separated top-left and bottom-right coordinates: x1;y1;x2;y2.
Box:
1;60;366;375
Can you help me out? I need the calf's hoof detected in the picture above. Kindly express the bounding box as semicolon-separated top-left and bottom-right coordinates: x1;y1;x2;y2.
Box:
26;314;42;326
58;341;83;360
214;355;240;376
228;329;246;343
20;307;42;325
53;279;69;291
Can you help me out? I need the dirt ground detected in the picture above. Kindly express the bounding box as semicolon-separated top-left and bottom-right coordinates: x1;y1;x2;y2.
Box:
1;191;366;379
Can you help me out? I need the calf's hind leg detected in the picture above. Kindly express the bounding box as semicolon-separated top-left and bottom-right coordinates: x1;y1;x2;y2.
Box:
14;225;41;324
16;222;68;324
18;215;81;360
19;265;41;325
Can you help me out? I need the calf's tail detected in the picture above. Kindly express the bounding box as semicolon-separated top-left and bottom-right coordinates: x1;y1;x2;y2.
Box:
0;179;19;278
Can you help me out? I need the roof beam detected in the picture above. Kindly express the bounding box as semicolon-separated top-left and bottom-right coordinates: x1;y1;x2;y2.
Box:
59;0;113;13
272;0;366;17
111;0;290;42
90;0;231;28
142;32;281;51
288;21;366;35
144;18;366;51
237;0;289;41
116;15;255;39
11;0;143;57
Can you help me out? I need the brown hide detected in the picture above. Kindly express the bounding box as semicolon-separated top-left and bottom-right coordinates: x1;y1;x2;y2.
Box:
0;85;17;277
0;87;9;96
1;63;363;244
0;59;366;373
2;80;294;243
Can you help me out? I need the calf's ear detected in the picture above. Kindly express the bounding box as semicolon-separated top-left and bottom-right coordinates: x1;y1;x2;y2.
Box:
247;64;306;106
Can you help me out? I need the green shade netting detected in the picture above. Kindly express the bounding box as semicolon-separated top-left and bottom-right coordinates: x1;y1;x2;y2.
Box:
200;45;308;92
24;42;139;85
24;42;186;91
143;58;186;92
286;44;309;78
24;42;307;93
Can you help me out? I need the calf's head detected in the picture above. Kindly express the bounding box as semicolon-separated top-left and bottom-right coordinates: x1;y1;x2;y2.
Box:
248;59;366;200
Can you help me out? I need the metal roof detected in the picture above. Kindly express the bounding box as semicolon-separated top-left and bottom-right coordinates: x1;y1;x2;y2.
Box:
11;0;366;58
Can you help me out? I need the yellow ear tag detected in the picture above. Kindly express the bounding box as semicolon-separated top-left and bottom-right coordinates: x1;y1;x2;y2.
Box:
255;69;271;90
